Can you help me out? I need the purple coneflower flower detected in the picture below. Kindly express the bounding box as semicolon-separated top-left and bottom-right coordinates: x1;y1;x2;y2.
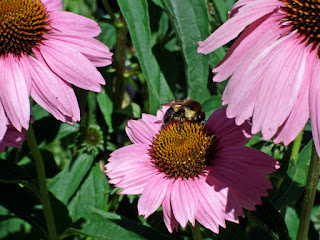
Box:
0;0;112;139
105;106;279;233
198;0;320;154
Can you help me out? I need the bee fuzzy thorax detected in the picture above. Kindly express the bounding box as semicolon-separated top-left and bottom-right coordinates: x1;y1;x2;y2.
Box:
162;98;205;128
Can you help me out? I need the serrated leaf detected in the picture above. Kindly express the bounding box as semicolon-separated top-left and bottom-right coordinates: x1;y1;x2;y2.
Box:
270;140;312;210
117;0;174;114
68;164;110;221
48;153;94;204
161;0;211;101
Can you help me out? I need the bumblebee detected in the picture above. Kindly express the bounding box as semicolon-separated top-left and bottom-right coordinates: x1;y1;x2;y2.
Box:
162;98;205;127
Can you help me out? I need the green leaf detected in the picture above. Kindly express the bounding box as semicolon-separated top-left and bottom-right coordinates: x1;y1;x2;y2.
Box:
151;0;164;8
285;207;299;240
161;0;211;102
247;198;289;240
68;164;110;221
116;102;142;119
270;140;312;210
117;0;174;114
213;0;237;23
64;208;175;240
97;86;114;131
0;183;46;236
48;153;94;204
55;123;80;140
201;96;222;119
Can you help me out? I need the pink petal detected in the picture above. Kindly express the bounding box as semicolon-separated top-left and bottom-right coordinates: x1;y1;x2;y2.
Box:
309;61;320;156
0;56;30;131
48;11;101;37
41;0;62;12
224;31;295;126
206;107;251;146
0;125;25;152
106;144;157;193
207;146;278;210
126;114;161;144
170;178;198;228
0;104;8;141
274;46;318;145
213;13;283;83
197;0;279;54
162;187;179;233
213;185;242;223
20;56;80;123
47;34;112;67
193;177;226;234
36;40;105;92
138;175;172;218
252;35;307;138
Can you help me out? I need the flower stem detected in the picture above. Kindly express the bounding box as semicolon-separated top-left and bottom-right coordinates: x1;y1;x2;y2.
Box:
25;126;58;240
296;141;320;240
191;221;202;240
101;0;118;23
113;13;127;110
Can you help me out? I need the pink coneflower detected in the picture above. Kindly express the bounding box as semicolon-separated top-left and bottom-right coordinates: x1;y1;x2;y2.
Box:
0;0;112;139
197;0;320;154
105;106;279;233
0;125;25;152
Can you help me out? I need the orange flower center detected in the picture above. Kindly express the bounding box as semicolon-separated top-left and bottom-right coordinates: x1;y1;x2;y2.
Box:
149;121;214;179
0;0;50;56
282;0;320;48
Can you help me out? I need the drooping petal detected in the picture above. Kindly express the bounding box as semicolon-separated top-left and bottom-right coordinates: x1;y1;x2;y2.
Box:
162;187;179;233
213;13;282;83
170;178;198;228
47;34;112;67
0;104;8;141
106;144;157;194
36;40;105;92
206;107;251;146
252;35;307;139
309;61;320;155
193;177;226;234
207;146;278;210
274;46;318;145
48;11;101;37
197;0;279;54
138;175;172;218
0;125;25;152
0;56;30;131
20;55;80;123
224;31;296;126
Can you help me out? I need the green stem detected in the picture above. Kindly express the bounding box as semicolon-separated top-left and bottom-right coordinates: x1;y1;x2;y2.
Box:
101;0;118;23
113;14;127;110
25;126;58;240
291;130;304;165
296;141;320;240
191;221;202;240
